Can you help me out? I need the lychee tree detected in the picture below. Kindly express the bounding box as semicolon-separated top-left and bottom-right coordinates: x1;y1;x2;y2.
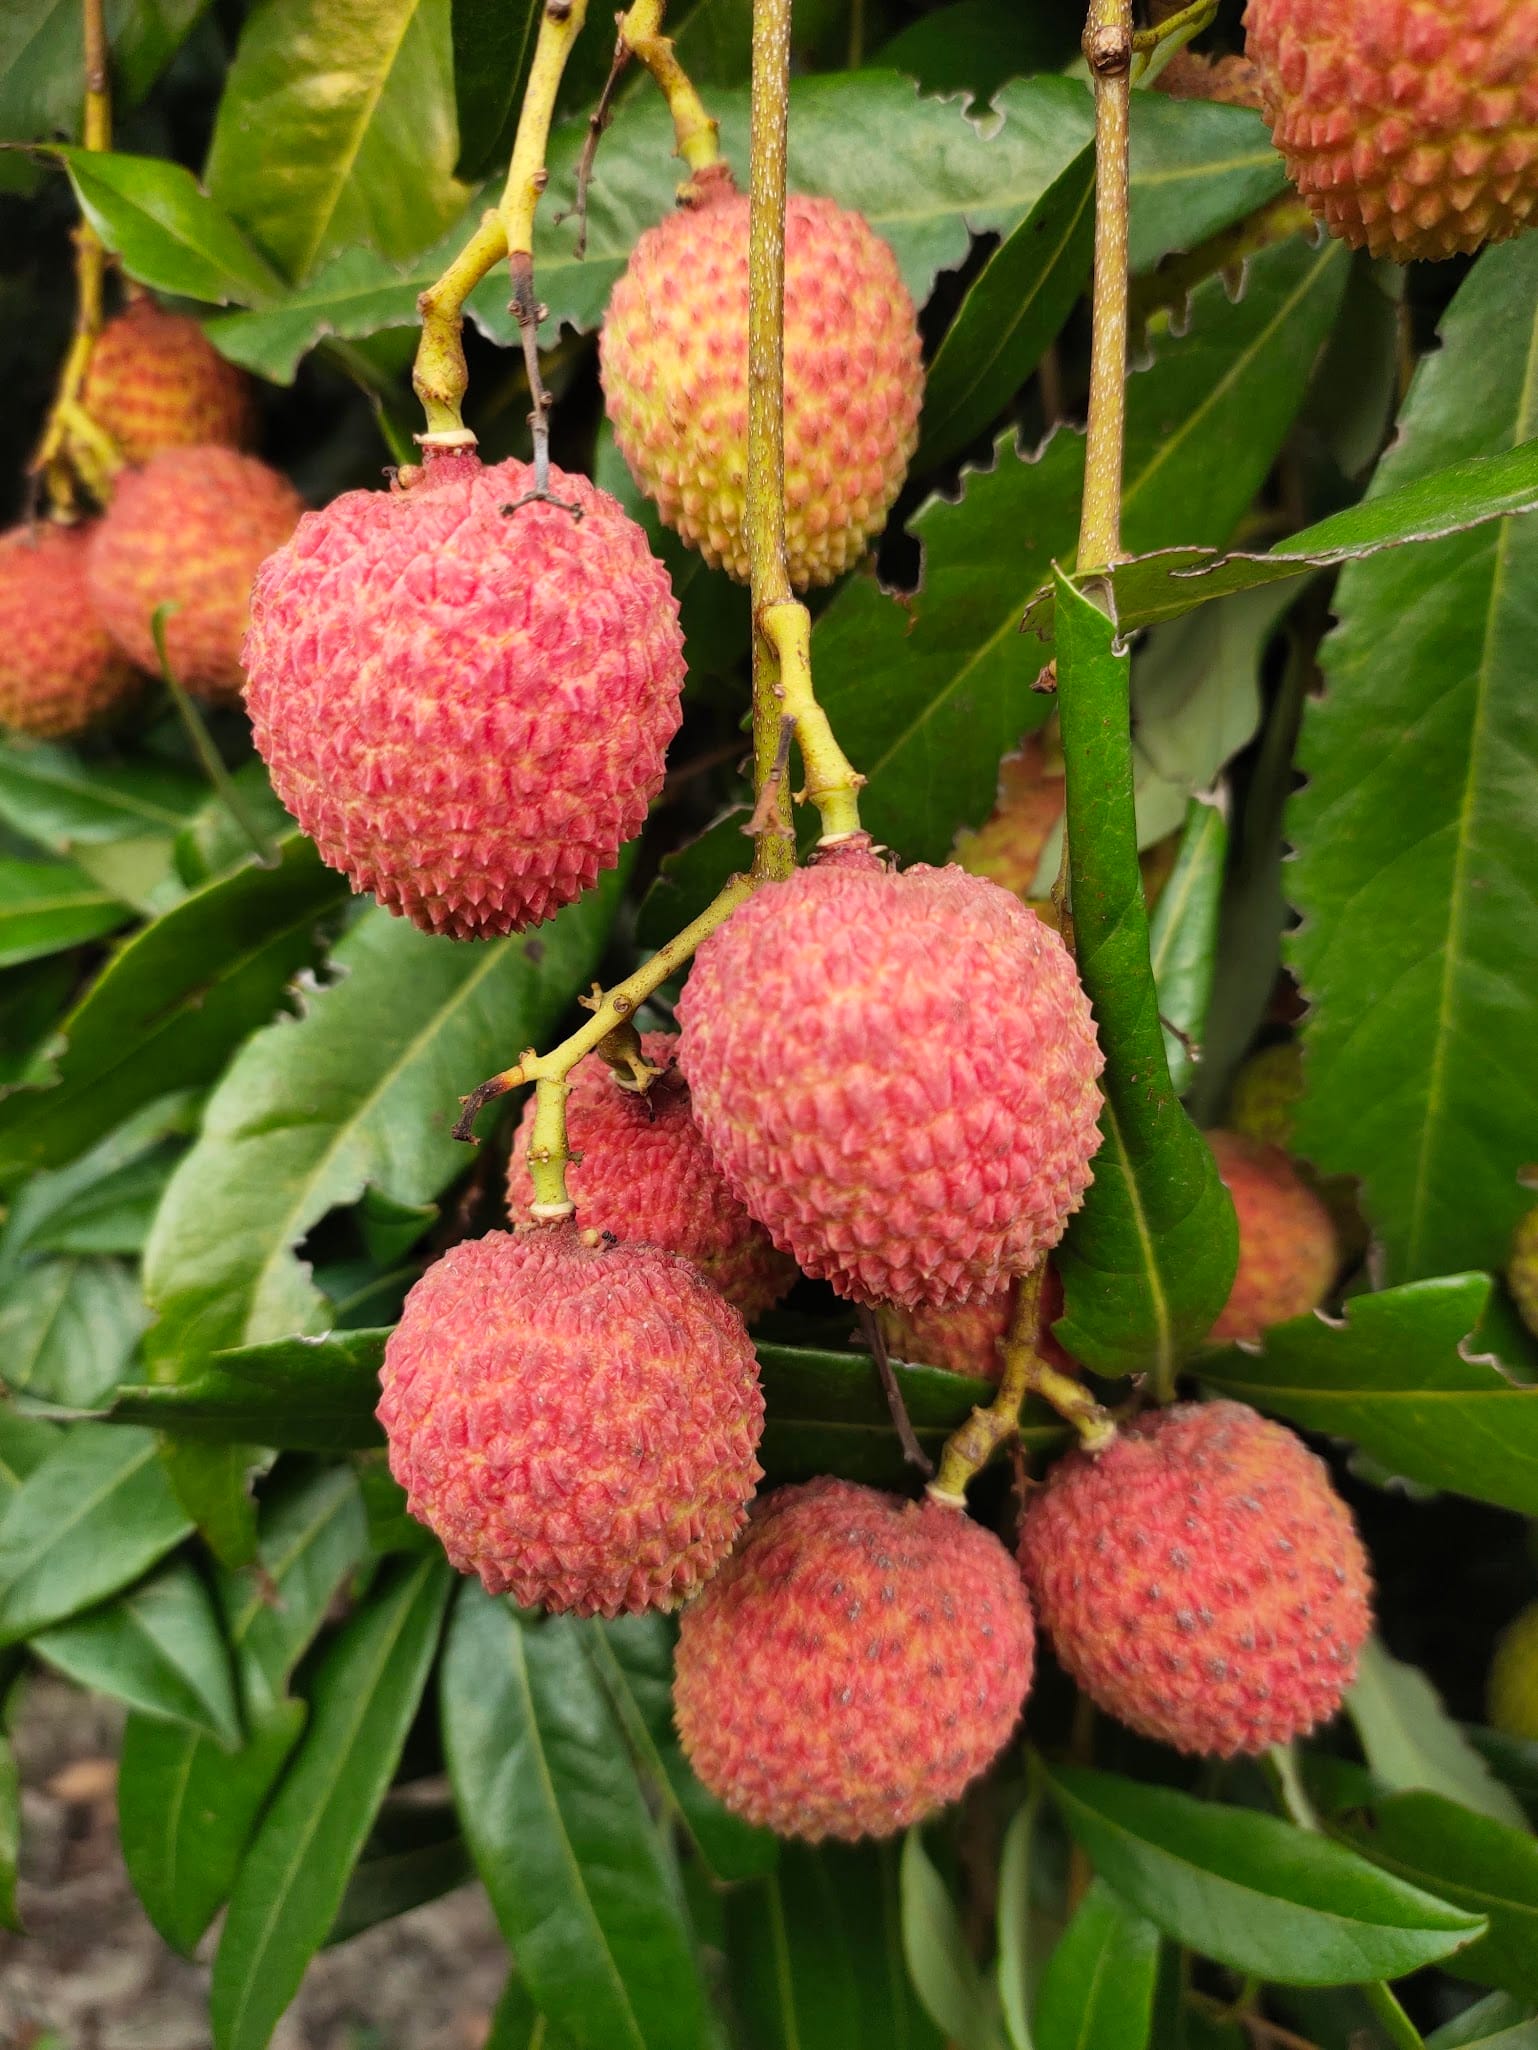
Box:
0;0;1536;2047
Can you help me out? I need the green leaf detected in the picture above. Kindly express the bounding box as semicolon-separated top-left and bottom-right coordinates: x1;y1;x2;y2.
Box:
583;1613;779;1883
52;147;284;304
727;1837;944;2050
486;1974;579;2050
450;0;540;180
0;0;209;140
1348;1638;1528;1830
0;834;346;1180
1288;237;1538;1283
0;856;131;968
1198;1273;1538;1517
327;1797;472;1945
0;1257;146;1405
118;1464;368;1954
160;1438;260;1574
1033;1879;1159;2050
21;1151;176;1257
0;1424;191;1646
1428;1993;1538;2050
876;0;1079;103
1044;1763;1484;1986
1024;438;1538;641
1052;573;1236;1381
143;876;619;1378
757;1342;1065;1486
1333;1792;1538;2001
104;1329;389;1448
817;233;1346;869
1148;800;1227;1096
210;1555;451;2050
0;743;204;857
31;1558;242;1745
0;1408;60;1499
918;145;1095;472
206;0;471;282
902;1826;1004;2050
443;1583;714;2050
996;1797;1041;2050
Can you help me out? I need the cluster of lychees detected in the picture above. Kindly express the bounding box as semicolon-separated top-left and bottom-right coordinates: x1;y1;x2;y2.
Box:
0;298;301;738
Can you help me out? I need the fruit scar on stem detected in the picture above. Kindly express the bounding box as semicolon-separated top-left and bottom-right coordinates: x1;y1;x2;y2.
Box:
927;1266;1117;1509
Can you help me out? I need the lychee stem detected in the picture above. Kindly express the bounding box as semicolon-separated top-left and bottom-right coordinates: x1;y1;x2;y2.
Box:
27;0;116;516
927;1268;1117;1508
1078;0;1134;578
617;0;722;178
414;212;509;441
1131;0;1219;72
453;873;756;1173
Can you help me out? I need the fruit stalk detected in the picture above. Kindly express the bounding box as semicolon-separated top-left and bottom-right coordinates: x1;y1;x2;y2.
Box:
413;0;590;449
617;0;721;176
746;0;864;868
928;1267;1116;1507
1078;0;1134;576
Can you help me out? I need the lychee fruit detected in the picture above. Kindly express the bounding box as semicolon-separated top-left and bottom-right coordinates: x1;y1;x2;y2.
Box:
877;1264;1073;1382
1227;1041;1304;1151
243;450;685;938
1488;1599;1538;1741
88;447;302;701
1510;1206;1538;1339
600;167;923;589
81;299;257;465
954;733;1065;905
1244;0;1538;261
376;1225;763;1616
674;1477;1035;1839
1207;1129;1337;1343
1020;1400;1372;1756
0;523;138;738
677;840;1104;1309
507;1032;797;1320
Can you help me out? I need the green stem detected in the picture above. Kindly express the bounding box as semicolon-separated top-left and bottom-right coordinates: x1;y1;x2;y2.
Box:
1361;1983;1426;2050
151;607;276;868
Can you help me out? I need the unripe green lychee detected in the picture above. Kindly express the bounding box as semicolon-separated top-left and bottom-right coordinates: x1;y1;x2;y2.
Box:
1227;1041;1304;1151
377;1225;764;1616
1510;1206;1538;1340
677;839;1104;1310
507;1032;796;1320
0;523;138;738
88;447;302;701
674;1478;1035;1840
877;1264;1072;1381
81;299;257;465
1207;1129;1337;1343
243;450;685;938
1489;1599;1538;1740
1244;0;1538;261
1020;1401;1373;1756
600;167;923;589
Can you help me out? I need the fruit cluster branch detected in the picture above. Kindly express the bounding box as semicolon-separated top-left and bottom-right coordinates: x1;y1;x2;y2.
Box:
1078;0;1134;576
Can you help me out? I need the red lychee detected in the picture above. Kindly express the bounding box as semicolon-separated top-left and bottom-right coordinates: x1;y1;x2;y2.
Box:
1020;1400;1372;1756
674;1478;1035;1840
1244;0;1538;261
82;299;257;465
242;451;685;938
677;841;1104;1309
877;1264;1073;1382
1207;1129;1337;1343
87;447;302;701
507;1032;796;1320
0;523;138;738
376;1225;763;1616
600;168;923;589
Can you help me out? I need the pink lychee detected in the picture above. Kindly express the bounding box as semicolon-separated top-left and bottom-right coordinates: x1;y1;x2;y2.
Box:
1207;1129;1337;1343
0;523;138;737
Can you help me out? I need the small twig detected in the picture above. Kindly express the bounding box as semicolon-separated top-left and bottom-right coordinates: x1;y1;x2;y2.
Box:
860;1308;934;1476
743;716;795;837
1159;1012;1201;1065
557;24;634;257
151;607;277;868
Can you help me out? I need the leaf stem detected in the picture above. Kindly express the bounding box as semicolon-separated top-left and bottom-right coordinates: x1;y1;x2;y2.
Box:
151;607;277;869
927;1267;1116;1507
1078;0;1134;577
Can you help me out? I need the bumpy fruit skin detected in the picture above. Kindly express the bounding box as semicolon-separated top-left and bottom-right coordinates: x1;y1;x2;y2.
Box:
0;524;138;738
1021;1401;1372;1756
82;300;257;464
1489;1599;1538;1740
244;451;685;938
507;1032;796;1319
1510;1206;1538;1340
1244;0;1538;261
1207;1129;1338;1343
601;171;923;589
1227;1041;1304;1151
877;1264;1072;1381
88;447;302;701
675;1478;1035;1839
377;1226;763;1615
678;843;1104;1309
